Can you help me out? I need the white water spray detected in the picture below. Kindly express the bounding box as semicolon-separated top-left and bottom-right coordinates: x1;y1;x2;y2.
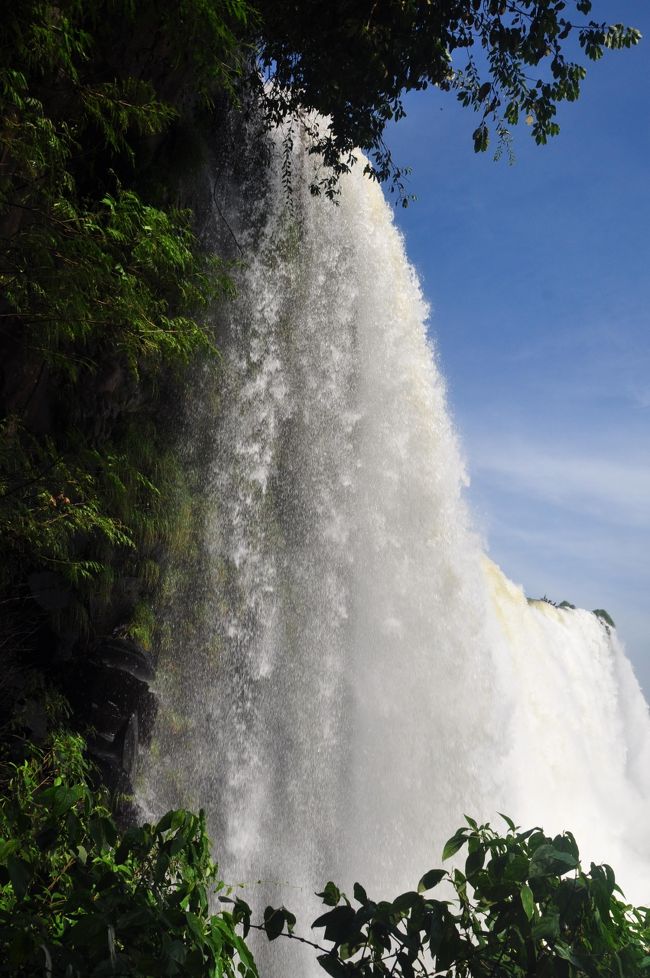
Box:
143;130;650;951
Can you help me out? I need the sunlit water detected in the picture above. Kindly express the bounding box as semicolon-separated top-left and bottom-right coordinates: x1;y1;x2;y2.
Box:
142;131;650;972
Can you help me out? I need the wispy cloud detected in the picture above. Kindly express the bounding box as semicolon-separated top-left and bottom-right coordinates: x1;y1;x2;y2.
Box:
481;517;649;578
630;384;650;410
468;440;650;530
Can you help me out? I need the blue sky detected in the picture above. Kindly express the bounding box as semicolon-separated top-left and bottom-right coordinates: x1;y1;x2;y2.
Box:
385;2;650;695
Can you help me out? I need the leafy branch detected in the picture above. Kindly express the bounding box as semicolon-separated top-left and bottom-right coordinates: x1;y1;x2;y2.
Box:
243;815;650;978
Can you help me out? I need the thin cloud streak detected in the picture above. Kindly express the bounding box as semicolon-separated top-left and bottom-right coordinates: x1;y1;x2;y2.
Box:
469;441;650;530
479;517;648;578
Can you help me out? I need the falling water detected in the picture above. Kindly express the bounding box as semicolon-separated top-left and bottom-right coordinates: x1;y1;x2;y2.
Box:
142;126;650;961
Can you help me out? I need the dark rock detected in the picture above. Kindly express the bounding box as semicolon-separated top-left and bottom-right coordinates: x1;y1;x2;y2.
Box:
89;699;125;738
28;572;71;611
94;638;155;682
21;698;48;741
86;712;138;777
97;667;150;718
115;712;139;778
138;689;158;747
68;659;149;723
86;732;120;761
62;634;157;807
90;751;133;798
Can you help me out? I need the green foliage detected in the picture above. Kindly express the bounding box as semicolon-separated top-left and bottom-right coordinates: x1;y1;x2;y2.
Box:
156;0;254;97
1;724;647;978
593;608;615;629
0;407;199;652
253;817;650;977
0;0;247;666
0;728;258;977
5;187;225;374
252;1;641;199
0;4;234;373
0;423;133;589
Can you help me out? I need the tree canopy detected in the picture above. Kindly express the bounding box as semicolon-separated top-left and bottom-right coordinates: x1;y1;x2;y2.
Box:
252;0;641;198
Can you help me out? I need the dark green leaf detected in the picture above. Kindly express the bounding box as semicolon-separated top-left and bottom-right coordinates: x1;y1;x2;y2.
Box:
443;831;467;861
316;881;341;907
68;913;105;948
392;891;421;913
418;869;446;893
317;953;350;978
465;847;485;877
263;906;286;941
520;883;535;920
532;912;560;942
7;856;31;900
353;881;367;904
529;845;578;878
427;904;445;955
313;906;357;944
499;813;517;832
556;943;587;968
0;838;19;863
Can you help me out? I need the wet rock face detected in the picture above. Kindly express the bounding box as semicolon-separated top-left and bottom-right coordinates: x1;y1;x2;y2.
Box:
95;638;156;683
68;637;158;810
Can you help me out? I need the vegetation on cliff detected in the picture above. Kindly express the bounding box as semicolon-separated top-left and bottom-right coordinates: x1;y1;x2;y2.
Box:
0;706;255;977
0;0;250;741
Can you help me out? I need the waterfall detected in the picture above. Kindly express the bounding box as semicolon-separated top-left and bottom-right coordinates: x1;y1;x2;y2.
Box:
141;127;650;959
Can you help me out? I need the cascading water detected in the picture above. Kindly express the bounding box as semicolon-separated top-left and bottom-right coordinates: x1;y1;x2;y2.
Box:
142;126;650;962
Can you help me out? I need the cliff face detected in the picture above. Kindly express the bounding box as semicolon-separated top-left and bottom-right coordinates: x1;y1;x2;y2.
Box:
0;2;252;805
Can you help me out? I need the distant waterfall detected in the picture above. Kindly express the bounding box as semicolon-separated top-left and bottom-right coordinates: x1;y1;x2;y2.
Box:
142;127;650;959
